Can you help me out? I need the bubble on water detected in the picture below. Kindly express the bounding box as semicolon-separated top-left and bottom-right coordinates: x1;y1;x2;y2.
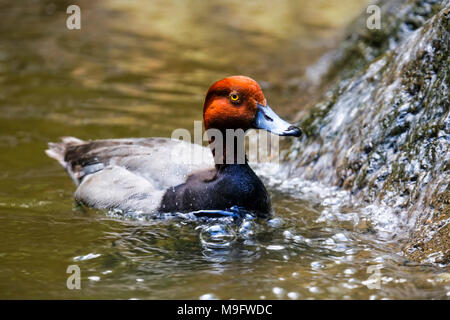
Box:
199;293;218;300
238;219;255;239
272;287;284;297
287;292;300;299
199;224;236;249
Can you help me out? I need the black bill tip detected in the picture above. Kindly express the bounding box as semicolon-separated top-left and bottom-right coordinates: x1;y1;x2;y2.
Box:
282;125;302;137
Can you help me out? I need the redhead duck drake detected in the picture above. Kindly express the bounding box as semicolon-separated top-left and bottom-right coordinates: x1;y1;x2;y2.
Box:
46;76;301;218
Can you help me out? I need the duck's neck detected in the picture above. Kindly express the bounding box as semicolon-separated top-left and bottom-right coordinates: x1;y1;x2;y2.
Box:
208;132;248;167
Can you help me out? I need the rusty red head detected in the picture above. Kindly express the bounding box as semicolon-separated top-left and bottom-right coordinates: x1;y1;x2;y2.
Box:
203;75;302;137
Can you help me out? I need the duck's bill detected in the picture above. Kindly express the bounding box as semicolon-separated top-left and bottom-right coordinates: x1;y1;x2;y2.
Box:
253;103;302;137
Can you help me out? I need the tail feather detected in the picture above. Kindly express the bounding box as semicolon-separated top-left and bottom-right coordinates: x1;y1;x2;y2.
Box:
46;136;85;185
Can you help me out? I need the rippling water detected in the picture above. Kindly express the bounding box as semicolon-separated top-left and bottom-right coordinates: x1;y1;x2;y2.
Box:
0;0;448;299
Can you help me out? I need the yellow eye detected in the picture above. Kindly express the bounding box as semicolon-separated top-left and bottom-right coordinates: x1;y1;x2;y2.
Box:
230;93;239;102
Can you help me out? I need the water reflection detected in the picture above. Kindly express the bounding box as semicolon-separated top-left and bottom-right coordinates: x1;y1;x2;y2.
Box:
62;191;449;300
0;0;448;300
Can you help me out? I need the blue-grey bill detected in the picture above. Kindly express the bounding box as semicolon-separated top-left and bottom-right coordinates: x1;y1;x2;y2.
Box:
253;103;302;137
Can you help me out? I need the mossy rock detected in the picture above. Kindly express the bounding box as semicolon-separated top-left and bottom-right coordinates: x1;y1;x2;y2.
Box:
291;0;449;265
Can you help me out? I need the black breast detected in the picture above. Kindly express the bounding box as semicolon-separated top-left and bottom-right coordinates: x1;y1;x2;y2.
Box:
159;164;271;218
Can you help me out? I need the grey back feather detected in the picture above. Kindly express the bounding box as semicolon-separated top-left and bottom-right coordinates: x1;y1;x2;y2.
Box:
46;137;214;213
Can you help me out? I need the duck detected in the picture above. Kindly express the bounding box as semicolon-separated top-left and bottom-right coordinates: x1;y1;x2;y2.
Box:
46;76;302;218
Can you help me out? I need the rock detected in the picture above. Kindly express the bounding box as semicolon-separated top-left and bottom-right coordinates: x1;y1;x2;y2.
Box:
290;0;449;265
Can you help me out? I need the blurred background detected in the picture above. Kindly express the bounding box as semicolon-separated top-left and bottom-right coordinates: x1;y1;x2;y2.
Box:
2;0;447;300
0;0;366;141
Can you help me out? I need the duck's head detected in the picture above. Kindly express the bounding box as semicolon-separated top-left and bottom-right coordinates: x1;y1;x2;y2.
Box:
203;76;302;137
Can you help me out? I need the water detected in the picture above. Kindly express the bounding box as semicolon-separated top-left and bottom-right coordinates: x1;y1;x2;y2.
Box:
0;0;448;299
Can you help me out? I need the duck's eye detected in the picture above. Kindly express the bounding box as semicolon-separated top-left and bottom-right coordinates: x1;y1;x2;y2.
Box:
230;93;239;102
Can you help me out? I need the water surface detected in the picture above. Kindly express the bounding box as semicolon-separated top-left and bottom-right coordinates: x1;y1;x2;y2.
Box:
0;0;448;299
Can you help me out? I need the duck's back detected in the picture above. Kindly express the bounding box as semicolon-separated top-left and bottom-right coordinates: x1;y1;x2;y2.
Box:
46;137;214;213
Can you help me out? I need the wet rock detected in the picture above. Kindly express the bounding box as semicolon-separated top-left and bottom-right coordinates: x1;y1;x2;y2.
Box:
290;0;449;264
